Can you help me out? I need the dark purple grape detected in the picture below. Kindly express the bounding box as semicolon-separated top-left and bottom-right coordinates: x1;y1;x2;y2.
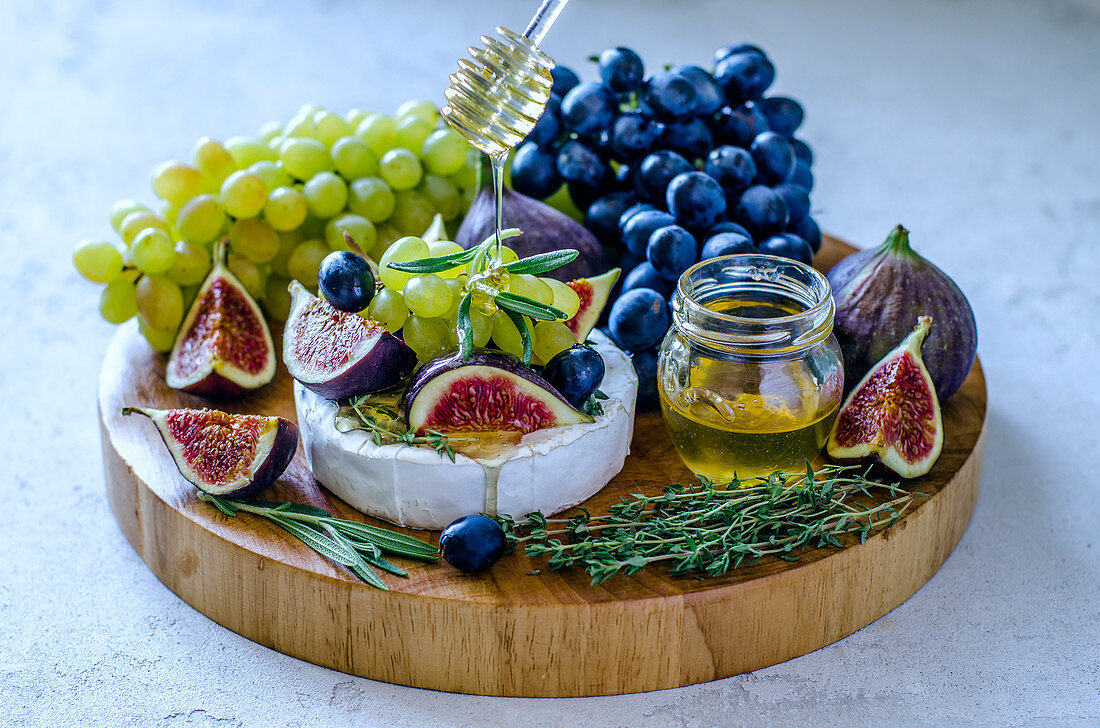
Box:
598;46;645;93
635;150;692;204
714;52;775;105
551;65;581;98
638;72;697;120
318;251;375;312
609;112;664;161
750;131;796;184
630;347;659;411
525;94;563;147
707;220;753;242
789;215;821;253
511;142;562;199
700;232;755;261
622;209;676;256
712;103;771;148
646;225;698;281
567;180;603;210
659;117;714;160
585;191;637;244
704;145;756;192
669;64;725;115
733;185;789;239
619;249;643;272
621;261;674;297
666;171;727;231
790;137;814;166
773;182;810;223
557;139;609;189
760;96;805;137
609;289;671;352
758;233;813;264
618;202;656;237
543;345;606;409
440;515;507;572
561;82;619;138
790;160;814;190
714;43;767;65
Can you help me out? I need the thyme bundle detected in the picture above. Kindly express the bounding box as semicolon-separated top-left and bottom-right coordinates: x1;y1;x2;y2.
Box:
499;464;928;584
335;397;471;461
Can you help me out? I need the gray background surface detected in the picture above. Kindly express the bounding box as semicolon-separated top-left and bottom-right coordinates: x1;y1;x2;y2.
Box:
2;0;1098;726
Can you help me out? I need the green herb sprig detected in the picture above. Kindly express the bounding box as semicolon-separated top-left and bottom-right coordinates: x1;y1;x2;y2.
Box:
337;396;479;462
385;229;578;366
499;464;928;584
198;493;438;589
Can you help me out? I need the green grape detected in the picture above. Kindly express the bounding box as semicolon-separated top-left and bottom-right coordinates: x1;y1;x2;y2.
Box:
248;160;293;190
286;239;329;287
257;121;283;143
448;161;478;191
229;217;280;263
532;321;577;364
158;199;180;227
402;315;451;361
119;210;170;245
167;241;212;285
131;228;175;274
545;278;581;319
418;175;461;221
379;148;422;191
420;129;468;176
370;223;404;262
469;309;493;347
73;240;124;283
192;137;238;190
150;161;204;207
509;273;554;305
394;115;433;154
279;137;334;180
491;311;529;359
227;254;267;299
377;235;429;291
220;170;267;219
396;99;439;126
110;199;151;233
426;239;466;279
325;213;376;252
355;114;397;156
302;172;348;218
389;189;434;236
269;229;302;278
298;214;327;239
263;186;308;231
263;276;293;320
330;136;378;180
312;110;353;147
402;274;451;318
225;136;275;168
283;112;317;139
461;187;477;215
136;275;185;332
348;176;396;222
177;194;227;243
344;108;376;128
99;276;139;324
139;321;178;352
366;288;408;332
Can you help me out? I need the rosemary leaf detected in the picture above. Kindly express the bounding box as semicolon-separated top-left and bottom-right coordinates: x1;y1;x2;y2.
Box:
386;248;476;273
503;249;579;275
503;307;534;365
495;292;566;321
456;292;474;360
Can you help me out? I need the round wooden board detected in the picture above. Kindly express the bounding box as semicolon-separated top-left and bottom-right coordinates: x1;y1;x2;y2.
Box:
99;235;986;697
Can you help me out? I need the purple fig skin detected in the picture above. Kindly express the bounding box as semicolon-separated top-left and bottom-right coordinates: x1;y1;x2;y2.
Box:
401;350;586;425
827;225;977;399
455;186;608;282
283;282;417;401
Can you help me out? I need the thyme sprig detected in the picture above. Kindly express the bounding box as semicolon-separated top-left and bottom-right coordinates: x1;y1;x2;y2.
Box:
385;229;577;366
197;493;438;589
499;464;929;584
337;395;479;462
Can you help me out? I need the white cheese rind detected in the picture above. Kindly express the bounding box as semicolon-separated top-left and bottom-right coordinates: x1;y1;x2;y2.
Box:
294;332;638;530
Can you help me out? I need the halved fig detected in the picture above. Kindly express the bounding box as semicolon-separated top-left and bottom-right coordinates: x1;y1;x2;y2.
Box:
402;351;594;435
283;281;416;400
167;240;276;398
122;406;298;496
565;267;620;342
827;316;943;478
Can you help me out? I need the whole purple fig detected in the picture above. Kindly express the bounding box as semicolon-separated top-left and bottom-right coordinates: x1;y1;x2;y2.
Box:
827;225;977;399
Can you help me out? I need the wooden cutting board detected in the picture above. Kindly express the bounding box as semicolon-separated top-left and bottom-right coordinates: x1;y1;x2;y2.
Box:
99;235;987;697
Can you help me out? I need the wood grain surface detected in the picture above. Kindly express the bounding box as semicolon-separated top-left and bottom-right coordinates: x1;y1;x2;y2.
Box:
99;236;987;696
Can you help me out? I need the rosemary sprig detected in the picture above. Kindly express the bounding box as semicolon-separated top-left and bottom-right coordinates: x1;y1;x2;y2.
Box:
197;493;438;589
338;395;478;462
500;464;928;584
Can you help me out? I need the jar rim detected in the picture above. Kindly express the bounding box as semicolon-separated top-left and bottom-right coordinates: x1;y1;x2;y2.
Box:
671;253;835;357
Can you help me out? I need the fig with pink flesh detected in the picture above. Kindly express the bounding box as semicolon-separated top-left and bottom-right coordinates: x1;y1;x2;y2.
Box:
283;281;416;400
122;406;298;496
402;351;594;434
564;268;620;342
827;225;977;399
827;316;943;478
167;240;276;398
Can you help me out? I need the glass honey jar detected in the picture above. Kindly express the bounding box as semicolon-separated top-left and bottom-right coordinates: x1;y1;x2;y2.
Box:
657;254;844;482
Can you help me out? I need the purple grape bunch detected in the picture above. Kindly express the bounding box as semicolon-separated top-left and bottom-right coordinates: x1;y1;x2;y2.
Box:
513;43;819;410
